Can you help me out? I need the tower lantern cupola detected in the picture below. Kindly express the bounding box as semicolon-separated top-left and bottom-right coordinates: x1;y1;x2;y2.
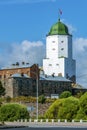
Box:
48;19;69;36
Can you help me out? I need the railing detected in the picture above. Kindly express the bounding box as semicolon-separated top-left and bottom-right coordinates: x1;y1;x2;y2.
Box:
16;119;87;123
4;119;87;127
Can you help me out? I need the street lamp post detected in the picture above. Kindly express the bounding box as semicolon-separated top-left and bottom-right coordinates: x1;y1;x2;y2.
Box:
29;65;39;120
36;73;38;120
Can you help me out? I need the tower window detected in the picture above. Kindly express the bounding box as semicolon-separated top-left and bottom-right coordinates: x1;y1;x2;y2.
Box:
61;48;64;50
52;41;55;43
49;64;52;66
61;41;64;43
56;64;59;66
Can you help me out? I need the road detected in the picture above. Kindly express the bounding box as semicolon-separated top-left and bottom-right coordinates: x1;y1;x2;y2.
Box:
3;127;87;130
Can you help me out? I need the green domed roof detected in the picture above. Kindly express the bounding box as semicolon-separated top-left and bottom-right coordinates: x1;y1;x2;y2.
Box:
48;19;69;35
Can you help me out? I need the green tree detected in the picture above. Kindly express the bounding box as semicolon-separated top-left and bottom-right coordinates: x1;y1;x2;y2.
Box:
58;97;79;121
45;99;64;119
0;103;29;121
45;97;79;120
0;81;5;97
59;91;72;98
76;92;87;120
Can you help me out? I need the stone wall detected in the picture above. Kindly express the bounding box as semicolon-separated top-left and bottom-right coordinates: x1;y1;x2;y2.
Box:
3;76;72;98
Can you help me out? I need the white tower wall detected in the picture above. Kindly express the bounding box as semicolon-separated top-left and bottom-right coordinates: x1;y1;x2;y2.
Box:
43;58;65;76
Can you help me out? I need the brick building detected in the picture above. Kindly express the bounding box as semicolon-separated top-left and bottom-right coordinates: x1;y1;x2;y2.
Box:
0;64;39;97
0;64;39;80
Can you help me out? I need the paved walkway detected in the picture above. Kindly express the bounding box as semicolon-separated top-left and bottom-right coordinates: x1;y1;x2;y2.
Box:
4;122;87;128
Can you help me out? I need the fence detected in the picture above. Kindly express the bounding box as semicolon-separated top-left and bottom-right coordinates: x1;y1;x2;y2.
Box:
4;119;87;127
16;119;87;123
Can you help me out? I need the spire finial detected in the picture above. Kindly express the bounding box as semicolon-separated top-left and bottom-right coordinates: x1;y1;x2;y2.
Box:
58;9;62;20
58;18;60;22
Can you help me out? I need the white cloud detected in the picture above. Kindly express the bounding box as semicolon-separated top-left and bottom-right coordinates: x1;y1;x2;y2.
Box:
74;38;87;52
61;19;77;34
73;38;87;88
0;40;45;68
67;23;77;34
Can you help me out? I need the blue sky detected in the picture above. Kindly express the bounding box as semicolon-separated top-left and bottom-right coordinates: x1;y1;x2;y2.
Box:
0;0;87;87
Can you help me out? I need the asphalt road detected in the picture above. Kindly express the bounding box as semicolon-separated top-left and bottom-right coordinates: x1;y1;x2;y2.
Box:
3;127;87;130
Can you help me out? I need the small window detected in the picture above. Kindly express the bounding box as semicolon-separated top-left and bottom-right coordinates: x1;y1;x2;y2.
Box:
49;64;52;66
42;89;44;94
56;64;59;66
52;41;55;43
55;89;57;93
61;48;64;50
61;41;64;43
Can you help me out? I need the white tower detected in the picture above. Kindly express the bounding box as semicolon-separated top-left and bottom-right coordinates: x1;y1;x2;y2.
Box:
43;19;76;82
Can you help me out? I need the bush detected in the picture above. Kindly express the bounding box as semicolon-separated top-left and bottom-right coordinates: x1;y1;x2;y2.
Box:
45;99;64;119
0;103;29;121
58;97;79;121
38;95;46;104
76;92;87;120
45;97;79;121
59;91;72;98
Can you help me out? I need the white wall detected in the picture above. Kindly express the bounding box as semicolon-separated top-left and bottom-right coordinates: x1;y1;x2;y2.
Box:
43;34;76;80
46;35;58;59
43;58;65;76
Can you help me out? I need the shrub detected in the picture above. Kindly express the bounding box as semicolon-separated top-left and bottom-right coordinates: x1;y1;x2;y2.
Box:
58;97;79;121
76;92;87;120
45;97;79;121
59;91;72;98
0;103;29;121
45;99;64;119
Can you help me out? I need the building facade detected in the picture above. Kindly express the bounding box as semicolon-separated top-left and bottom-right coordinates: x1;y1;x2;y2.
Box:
4;75;72;98
0;64;39;80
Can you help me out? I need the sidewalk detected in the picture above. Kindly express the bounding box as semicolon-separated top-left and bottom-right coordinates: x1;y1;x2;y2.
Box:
4;122;87;128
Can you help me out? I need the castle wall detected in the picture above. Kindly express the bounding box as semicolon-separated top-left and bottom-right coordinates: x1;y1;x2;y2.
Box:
3;76;72;98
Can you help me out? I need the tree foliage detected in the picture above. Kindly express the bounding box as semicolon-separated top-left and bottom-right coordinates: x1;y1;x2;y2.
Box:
45;99;64;119
0;103;29;121
58;97;79;121
59;91;72;98
45;97;79;120
76;92;87;120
